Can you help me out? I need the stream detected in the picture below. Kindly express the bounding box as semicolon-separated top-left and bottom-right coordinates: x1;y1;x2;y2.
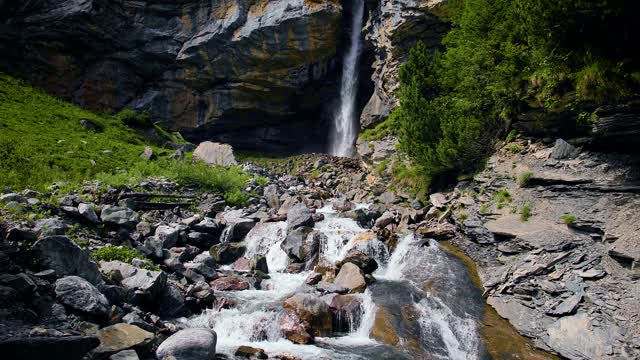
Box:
187;205;493;359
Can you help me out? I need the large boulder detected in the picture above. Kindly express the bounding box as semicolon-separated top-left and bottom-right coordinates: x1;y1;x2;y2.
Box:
0;336;99;360
156;285;191;319
93;324;154;357
333;263;367;293
549;138;579;160
100;261;167;301
78;203;100;223
193;142;237;167
328;294;363;333
101;206;139;228
209;243;246;265
287;203;315;230
32;236;102;284
155;225;179;249
337;249;378;274
55;276;110;318
156;328;217;360
282;293;333;338
280;227;322;267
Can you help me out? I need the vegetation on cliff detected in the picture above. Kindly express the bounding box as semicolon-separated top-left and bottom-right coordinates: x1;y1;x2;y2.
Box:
392;0;639;188
0;74;250;205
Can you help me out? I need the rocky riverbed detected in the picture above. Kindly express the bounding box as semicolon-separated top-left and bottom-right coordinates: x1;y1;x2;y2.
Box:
0;138;638;359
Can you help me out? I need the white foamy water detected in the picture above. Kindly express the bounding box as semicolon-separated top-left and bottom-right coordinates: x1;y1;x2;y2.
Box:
329;0;365;157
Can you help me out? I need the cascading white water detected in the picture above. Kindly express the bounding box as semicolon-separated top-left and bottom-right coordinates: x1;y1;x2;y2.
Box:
329;0;364;157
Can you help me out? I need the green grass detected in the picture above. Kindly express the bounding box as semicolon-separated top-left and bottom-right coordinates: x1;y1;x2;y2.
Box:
520;203;532;222
358;112;399;141
493;189;512;209
560;214;577;225
508;144;523;153
91;245;158;270
505;130;519;143
517;171;534;187
0;73;251;205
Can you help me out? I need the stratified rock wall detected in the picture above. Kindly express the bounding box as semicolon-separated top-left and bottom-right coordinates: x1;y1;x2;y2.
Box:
0;0;342;150
360;0;449;129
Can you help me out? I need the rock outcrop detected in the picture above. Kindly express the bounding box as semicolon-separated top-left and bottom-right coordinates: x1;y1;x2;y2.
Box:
0;0;342;150
360;0;449;128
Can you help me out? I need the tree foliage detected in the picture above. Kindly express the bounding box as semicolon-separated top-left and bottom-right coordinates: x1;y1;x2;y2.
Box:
395;0;639;189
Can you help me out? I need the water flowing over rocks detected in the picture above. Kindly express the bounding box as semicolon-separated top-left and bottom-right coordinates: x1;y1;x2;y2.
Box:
1;143;637;359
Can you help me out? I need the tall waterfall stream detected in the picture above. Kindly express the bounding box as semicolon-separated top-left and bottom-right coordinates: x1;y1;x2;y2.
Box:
186;205;493;359
329;0;364;157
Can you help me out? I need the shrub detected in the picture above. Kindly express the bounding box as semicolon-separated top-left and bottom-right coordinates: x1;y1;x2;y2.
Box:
517;171;534;187
520;203;532;222
117;109;152;129
560;214;577;225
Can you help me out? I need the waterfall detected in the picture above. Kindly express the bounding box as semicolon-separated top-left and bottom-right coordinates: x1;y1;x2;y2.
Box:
329;0;364;157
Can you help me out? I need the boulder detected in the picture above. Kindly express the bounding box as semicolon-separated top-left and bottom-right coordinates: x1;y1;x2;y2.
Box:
263;184;280;209
550;138;579;160
155;226;179;248
209;242;246;265
34;217;67;237
78;203;100;223
210;276;250;291
249;255;269;274
219;221;256;243
332;199;354;212
334;263;367;293
374;211;395;229
282;293;333;337
193;142;237;167
315;281;348;295
279;310;313;344
156;328;217;360
156;285;191;319
193;218;224;235
235;345;267;359
110;349;140;360
0;273;36;298
280;227;320;266
429;193;448;209
32;236;102;284
94;324;154;357
287;203;314;230
55;276;110;318
329;295;363;333
101;206;139;228
337;249;378;274
186;231;217;249
0;336;99;360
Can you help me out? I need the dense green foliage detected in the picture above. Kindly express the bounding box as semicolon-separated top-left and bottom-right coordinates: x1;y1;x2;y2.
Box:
91;246;158;270
0;74;251;206
394;0;639;189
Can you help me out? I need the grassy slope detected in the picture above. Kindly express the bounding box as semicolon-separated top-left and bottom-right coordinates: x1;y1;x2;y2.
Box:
0;74;250;204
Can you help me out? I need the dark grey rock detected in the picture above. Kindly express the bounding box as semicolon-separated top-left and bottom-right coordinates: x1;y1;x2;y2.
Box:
156;285;191;319
32;236;102;284
55;276;110;318
550;138;579;160
101;206;139;228
0;336;99;360
287;203;314;230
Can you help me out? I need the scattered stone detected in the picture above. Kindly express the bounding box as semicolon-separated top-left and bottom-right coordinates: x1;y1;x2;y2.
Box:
101;206;140;228
546;292;583;316
283;293;333;337
429;193;448;209
55;276;110;318
34;217;67;237
549;138;579;160
193;141;237;167
332;199;354;212
210;276;250;291
235;345;268;359
93;324;154;357
156;328;217;360
78;203;100;223
374;211;395;229
155;225;179;248
315;281;348;295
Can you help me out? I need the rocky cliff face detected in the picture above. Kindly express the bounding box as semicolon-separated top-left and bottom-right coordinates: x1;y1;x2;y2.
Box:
360;0;449;129
0;0;341;150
